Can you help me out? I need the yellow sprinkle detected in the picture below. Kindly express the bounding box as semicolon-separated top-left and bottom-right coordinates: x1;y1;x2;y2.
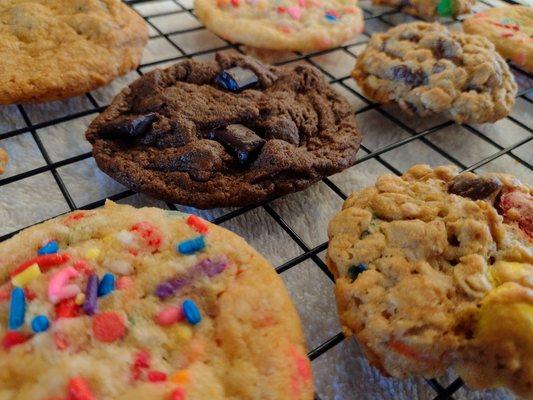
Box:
170;370;190;385
11;264;41;287
86;247;101;260
75;293;86;305
175;324;193;342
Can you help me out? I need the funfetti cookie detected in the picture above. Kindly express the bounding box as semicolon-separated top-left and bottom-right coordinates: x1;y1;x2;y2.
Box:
372;0;474;20
326;164;532;398
86;53;362;209
0;202;314;399
0;0;148;105
352;22;517;124
463;6;533;73
195;0;364;52
0;148;7;175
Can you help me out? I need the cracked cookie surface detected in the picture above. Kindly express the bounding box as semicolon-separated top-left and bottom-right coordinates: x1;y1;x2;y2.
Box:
0;0;148;104
86;53;362;208
352;22;517;123
463;6;533;73
196;0;364;52
326;164;532;398
372;0;474;20
0;202;313;399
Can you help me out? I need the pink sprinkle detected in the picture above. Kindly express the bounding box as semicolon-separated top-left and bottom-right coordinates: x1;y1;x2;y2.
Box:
48;267;80;304
117;276;133;290
148;371;167;382
298;0;306;7
154;306;184;326
287;6;301;20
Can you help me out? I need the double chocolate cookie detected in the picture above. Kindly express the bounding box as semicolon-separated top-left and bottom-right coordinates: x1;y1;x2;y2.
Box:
86;53;361;208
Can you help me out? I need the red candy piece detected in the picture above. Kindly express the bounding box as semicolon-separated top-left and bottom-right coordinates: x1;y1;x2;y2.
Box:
73;260;93;276
498;190;533;238
231;0;239;6
130;221;163;252
186;215;209;235
92;312;126;343
10;253;70;277
148;370;167;382
68;376;96;400
277;6;286;12
2;331;30;350
55;298;80;319
170;388;186;400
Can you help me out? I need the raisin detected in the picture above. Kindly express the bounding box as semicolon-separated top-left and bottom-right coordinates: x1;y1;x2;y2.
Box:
392;65;426;86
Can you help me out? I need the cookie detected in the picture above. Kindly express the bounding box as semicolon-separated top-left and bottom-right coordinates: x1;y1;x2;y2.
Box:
463;6;533;73
0;202;313;399
196;0;364;52
352;22;517;124
0;148;7;175
372;0;474;21
0;0;148;105
86;53;362;209
326;164;532;397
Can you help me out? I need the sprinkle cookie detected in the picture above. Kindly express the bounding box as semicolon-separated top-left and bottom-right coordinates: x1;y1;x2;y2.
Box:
463;6;533;73
0;148;7;175
0;202;314;399
195;0;364;52
352;22;517;124
326;164;532;398
372;0;474;20
86;53;362;208
0;0;148;104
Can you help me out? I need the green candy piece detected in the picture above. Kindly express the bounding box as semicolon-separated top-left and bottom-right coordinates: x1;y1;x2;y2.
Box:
437;0;453;17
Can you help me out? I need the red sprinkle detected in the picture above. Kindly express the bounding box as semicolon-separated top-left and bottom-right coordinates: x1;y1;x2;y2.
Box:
2;331;30;350
10;253;70;277
148;370;168;382
54;332;70;351
170;388;186;400
132;349;151;380
64;211;89;225
92;312;126;343
231;0;239;6
186;215;209;235
73;260;93;276
277;6;287;12
55;298;80;319
131;222;163;252
68;376;96;400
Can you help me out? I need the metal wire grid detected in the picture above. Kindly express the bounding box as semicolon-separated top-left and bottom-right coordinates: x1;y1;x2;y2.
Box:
0;0;531;398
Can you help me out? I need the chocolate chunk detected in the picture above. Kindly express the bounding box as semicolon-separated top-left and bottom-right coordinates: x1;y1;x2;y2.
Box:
434;37;461;60
215;67;258;92
98;113;156;137
448;174;502;200
209;124;266;164
392;65;426;86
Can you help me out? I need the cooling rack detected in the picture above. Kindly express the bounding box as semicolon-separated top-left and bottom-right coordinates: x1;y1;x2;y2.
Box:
0;0;531;398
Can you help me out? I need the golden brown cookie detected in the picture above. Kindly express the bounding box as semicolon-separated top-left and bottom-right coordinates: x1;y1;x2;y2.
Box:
463;6;533;73
0;0;148;104
0;202;313;399
326;165;532;398
0;148;7;175
352;22;517;124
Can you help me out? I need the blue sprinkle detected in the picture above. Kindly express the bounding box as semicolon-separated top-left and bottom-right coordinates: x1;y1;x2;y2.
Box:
38;241;59;255
177;236;205;255
97;273;115;297
348;263;368;282
182;299;202;325
325;13;337;21
31;315;50;333
8;288;26;330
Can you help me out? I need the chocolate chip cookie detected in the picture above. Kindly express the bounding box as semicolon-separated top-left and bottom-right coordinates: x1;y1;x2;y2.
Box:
0;0;148;104
372;0;474;21
352;22;517;124
86;53;361;208
326;164;532;398
0;202;313;399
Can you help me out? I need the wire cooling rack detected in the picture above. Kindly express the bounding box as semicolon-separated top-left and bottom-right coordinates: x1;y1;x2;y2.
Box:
0;0;531;398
